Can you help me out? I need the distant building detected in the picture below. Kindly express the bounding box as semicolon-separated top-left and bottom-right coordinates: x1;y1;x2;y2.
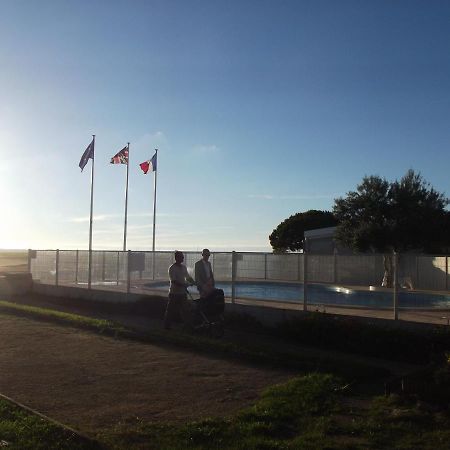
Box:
303;226;352;254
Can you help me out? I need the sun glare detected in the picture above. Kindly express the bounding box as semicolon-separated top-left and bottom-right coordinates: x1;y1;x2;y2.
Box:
0;164;25;249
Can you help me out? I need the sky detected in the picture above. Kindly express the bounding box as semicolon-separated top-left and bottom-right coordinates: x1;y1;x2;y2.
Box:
1;0;450;252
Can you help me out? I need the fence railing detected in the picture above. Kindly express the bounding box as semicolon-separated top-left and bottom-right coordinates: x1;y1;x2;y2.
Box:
29;249;450;323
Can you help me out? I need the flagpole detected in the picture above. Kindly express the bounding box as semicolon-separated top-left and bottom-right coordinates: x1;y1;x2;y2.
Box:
152;148;158;253
88;134;95;290
123;142;130;252
151;149;158;280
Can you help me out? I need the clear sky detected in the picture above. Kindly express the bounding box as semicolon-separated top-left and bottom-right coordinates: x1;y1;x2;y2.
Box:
1;0;450;252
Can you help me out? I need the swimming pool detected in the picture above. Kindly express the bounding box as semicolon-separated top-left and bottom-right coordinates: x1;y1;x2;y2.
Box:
146;281;450;309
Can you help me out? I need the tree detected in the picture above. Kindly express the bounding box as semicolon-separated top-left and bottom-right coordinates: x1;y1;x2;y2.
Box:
389;171;450;253
333;175;392;253
333;170;450;286
269;210;338;253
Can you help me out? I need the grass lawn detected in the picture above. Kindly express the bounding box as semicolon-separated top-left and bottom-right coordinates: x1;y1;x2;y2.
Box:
0;301;449;449
98;375;450;450
0;396;101;450
2;371;449;449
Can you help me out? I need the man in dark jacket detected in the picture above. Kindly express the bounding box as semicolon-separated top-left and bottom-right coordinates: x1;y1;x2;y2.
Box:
194;249;215;298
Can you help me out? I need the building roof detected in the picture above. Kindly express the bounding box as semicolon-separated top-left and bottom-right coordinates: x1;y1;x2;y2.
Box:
304;226;336;239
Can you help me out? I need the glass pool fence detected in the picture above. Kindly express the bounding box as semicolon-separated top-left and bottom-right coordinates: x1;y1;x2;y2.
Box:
29;249;450;324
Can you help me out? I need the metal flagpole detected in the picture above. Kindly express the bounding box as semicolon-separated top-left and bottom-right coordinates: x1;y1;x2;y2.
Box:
152;149;158;280
152;148;158;253
123;142;130;251
88;134;95;290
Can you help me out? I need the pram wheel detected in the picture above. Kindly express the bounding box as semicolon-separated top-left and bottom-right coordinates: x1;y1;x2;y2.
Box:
186;290;225;338
209;320;224;338
182;321;195;333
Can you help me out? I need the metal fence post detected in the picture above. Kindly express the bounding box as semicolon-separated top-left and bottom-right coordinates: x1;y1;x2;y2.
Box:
264;253;267;280
152;251;156;281
333;249;337;284
303;252;308;311
231;251;236;304
446;256;448;291
55;249;59;287
88;249;92;290
27;249;32;273
102;251;106;281
393;251;398;320
127;250;131;294
415;255;419;290
75;250;79;284
116;251;120;286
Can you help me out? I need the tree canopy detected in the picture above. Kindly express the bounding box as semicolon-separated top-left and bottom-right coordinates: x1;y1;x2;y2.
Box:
333;170;450;253
269;210;338;253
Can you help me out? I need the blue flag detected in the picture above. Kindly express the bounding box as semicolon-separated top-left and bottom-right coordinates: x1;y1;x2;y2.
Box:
79;139;94;172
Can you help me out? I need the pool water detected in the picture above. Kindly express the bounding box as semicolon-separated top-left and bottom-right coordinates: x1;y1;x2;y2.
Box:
147;281;450;309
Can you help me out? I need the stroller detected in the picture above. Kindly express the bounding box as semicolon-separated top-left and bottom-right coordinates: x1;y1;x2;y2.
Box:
185;288;225;338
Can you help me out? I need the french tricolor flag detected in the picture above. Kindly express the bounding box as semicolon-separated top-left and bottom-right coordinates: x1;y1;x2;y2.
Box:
139;152;157;174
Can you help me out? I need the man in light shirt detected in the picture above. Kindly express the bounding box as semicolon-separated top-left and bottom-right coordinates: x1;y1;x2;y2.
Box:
164;250;194;330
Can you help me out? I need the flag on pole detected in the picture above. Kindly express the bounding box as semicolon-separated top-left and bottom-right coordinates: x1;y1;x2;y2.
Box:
139;152;157;174
79;138;94;171
110;147;129;164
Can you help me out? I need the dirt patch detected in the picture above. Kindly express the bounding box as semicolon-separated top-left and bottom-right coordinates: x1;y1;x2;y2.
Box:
0;314;292;435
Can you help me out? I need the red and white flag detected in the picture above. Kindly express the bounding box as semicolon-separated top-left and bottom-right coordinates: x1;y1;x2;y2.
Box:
139;152;157;174
110;147;129;164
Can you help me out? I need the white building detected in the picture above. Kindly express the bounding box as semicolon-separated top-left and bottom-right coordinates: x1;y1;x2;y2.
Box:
303;226;352;254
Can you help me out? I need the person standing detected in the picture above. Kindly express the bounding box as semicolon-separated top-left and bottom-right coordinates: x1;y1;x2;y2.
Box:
164;251;194;330
194;249;215;298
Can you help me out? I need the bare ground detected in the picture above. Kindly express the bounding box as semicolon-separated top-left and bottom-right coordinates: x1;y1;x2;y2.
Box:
0;314;292;435
0;250;27;273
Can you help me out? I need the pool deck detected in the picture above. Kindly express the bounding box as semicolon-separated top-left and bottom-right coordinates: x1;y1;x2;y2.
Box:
231;297;449;326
